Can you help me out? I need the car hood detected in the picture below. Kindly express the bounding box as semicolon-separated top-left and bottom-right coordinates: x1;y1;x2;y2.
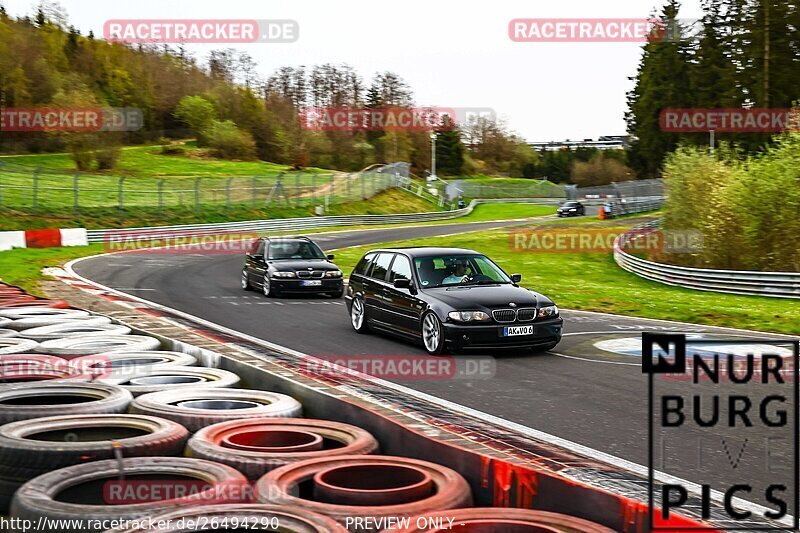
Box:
424;284;553;309
269;259;338;271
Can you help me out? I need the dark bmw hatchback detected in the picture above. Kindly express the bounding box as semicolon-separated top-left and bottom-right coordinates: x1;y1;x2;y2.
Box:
241;236;344;298
345;247;563;354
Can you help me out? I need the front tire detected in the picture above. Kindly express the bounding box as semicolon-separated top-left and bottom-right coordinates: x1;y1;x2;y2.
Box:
350;297;369;333
421;312;446;355
262;276;280;298
241;270;252;291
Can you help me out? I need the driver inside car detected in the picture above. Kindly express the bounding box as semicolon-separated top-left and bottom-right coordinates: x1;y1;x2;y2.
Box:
442;260;469;285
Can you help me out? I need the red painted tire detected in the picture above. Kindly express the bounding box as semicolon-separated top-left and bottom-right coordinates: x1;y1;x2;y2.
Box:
0;299;71;309
104;504;349;532
188;418;379;480
255;455;472;527
384;508;616;532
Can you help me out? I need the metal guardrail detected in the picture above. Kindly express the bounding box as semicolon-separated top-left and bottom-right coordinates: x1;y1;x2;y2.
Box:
614;223;800;299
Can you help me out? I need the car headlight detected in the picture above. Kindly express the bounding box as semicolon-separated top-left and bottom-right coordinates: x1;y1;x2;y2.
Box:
325;270;343;278
271;271;296;278
448;311;490;322
538;305;558;318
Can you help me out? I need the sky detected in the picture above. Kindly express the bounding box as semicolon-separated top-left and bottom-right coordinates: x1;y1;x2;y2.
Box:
4;0;704;142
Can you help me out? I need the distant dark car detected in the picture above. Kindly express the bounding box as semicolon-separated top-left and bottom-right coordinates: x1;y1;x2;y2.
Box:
557;201;585;217
242;236;344;298
345;247;563;354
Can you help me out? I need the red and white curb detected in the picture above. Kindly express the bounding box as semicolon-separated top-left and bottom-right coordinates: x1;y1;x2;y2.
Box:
0;228;88;251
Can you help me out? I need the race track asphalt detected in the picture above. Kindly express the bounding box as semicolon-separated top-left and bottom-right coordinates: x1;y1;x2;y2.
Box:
73;214;797;509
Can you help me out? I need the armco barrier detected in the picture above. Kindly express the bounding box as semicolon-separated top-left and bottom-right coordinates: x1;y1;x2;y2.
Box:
86;198;560;244
614;223;800;299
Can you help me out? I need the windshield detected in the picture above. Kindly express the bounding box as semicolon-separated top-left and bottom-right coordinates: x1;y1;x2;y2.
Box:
414;254;511;288
563;202;579;207
268;241;326;260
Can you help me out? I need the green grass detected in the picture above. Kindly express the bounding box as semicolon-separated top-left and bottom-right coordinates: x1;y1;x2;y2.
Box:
0;188;443;230
330;221;800;336
0;244;105;294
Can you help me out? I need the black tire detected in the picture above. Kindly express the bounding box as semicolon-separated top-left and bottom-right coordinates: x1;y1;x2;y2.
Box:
129;388;302;432
0;382;132;424
9;457;250;532
98;367;240;397
0;414;188;507
241;269;252;291
328;287;344;299
261;275;280;298
349;296;369;333
421;312;447;355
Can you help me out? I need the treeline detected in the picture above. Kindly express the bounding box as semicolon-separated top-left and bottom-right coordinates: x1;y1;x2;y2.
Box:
0;6;543;177
660;133;800;271
626;0;800;177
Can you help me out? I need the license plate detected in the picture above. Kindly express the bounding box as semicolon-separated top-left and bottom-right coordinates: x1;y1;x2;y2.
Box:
301;280;322;287
501;325;535;337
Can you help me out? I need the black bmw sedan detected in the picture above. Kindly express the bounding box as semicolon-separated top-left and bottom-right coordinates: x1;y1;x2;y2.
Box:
557;200;586;217
345;247;563;354
241;236;344;298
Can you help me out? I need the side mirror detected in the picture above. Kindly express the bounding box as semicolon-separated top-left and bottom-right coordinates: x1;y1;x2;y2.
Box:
327;254;335;260
393;279;411;289
511;273;522;283
251;254;264;261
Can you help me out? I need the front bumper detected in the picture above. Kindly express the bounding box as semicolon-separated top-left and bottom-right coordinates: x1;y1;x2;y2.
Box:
442;317;563;351
271;278;343;293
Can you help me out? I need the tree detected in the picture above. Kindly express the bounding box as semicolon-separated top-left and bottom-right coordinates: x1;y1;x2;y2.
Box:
434;124;465;175
625;0;692;177
571;153;634;187
205;120;256;160
174;95;216;145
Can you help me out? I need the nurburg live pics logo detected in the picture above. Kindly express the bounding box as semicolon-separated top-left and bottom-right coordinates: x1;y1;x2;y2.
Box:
643;333;799;530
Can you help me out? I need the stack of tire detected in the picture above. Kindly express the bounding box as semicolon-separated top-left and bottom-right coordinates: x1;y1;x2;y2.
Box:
0;283;613;532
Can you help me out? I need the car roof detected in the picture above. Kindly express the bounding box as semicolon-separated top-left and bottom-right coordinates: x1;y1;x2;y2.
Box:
365;247;481;257
263;236;312;242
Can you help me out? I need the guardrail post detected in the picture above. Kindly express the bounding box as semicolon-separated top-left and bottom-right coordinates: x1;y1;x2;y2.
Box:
158;180;165;217
118;176;126;219
32;166;41;213
73;172;80;215
194;177;202;214
226;177;233;212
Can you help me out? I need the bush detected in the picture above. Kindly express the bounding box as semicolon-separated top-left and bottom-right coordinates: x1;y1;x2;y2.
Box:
204;120;257;160
160;145;186;156
661;134;800;271
571;153;634;187
95;146;121;170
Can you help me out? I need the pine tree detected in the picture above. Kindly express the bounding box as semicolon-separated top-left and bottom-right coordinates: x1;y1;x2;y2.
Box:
626;0;693;177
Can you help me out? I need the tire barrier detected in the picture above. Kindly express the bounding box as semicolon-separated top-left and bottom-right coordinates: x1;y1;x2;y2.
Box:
99;367;241;396
69;351;198;379
35;335;162;357
0;329;18;338
0;318;10;328
0;338;39;355
255;455;472;531
19;323;132;342
129;388;302;432
104;504;349;533
0;414;188;513
386;508;616;532
9;457;250;532
188;418;379;480
0;354;84;383
0;308;89;320
0;382;132;424
5;315;111;331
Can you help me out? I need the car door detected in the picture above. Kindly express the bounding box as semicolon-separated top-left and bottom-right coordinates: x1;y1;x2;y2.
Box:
247;239;268;286
384;253;423;337
363;252;393;324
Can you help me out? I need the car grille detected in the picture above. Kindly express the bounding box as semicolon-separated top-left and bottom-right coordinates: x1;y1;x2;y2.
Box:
517;308;537;321
296;270;325;279
492;309;517;323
